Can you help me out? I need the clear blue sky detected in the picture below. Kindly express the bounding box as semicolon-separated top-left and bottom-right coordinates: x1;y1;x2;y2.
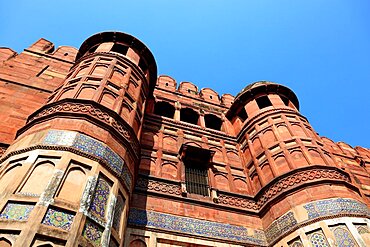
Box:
1;0;369;148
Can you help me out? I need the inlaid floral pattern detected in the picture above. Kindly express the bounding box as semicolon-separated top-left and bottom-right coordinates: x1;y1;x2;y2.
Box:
0;202;34;221
42;208;75;231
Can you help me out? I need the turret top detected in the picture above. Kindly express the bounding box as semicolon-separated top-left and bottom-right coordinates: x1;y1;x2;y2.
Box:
76;31;157;92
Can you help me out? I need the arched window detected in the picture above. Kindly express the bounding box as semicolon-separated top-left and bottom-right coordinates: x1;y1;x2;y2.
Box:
204;114;222;131
180;108;199;125
154;101;175;118
20;161;55;195
57;168;86;203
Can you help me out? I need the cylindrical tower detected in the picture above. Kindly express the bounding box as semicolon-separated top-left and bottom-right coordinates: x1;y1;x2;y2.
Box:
0;32;157;246
226;81;368;246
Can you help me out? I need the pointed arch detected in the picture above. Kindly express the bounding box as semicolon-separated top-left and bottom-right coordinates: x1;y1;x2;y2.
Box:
20;161;55;195
57;167;87;203
0;164;22;194
0;237;11;247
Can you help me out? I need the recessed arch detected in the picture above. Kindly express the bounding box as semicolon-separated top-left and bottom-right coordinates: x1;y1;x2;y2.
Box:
0;237;12;247
154;101;175;118
0;163;22;194
20;161;55;195
57;167;87;203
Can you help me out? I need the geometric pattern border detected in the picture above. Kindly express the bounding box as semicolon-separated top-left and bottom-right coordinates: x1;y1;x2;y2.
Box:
304;198;370;219
43;129;132;189
265;211;298;243
128;208;267;246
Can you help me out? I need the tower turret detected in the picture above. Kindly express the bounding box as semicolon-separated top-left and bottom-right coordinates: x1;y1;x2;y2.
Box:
0;32;157;246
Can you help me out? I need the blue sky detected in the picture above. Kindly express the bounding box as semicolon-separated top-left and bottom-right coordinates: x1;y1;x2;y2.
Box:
1;0;369;148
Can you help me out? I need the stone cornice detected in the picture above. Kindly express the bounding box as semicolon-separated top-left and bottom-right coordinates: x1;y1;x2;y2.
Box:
0;144;131;191
134;165;354;215
16;98;140;161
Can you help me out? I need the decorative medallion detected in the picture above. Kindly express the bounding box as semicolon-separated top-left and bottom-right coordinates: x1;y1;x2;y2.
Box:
0;202;34;221
42;208;75;231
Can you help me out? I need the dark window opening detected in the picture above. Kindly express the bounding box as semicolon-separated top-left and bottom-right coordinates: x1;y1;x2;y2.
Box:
237;107;248;122
180;108;199;125
256;96;272;109
138;58;148;73
204;114;222;131
154;101;175;118
111;44;129;55
181;145;213;196
280;95;290;106
88;45;98;53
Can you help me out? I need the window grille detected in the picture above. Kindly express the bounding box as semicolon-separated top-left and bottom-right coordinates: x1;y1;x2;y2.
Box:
185;165;209;196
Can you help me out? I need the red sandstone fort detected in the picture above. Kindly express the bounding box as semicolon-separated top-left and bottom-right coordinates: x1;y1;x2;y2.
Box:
0;32;369;246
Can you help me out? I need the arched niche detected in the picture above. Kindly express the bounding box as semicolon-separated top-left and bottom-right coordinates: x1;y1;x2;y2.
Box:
0;238;12;247
78;86;97;100
139;158;156;176
163;136;177;152
233;178;249;193
57;167;87;203
100;91;117;109
260;129;276;147
290;149;309;167
20;161;55;195
161;162;178;180
274;155;290;174
0;164;22;194
214;174;230;191
130;239;146;247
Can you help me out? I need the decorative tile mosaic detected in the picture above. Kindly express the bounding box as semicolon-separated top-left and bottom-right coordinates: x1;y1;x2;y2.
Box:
43;130;131;189
356;224;370;235
0;202;34;221
330;224;359;247
307;229;330;247
304;198;370;219
288;237;303;247
42;208;75;231
44;130;77;146
128;208;267;246
265;211;298;243
89;176;111;221
112;194;125;231
82;219;104;246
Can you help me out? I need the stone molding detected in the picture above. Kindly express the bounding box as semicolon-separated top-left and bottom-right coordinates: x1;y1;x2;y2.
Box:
17;98;140;161
135;165;352;213
136;176;182;196
0;130;133;190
